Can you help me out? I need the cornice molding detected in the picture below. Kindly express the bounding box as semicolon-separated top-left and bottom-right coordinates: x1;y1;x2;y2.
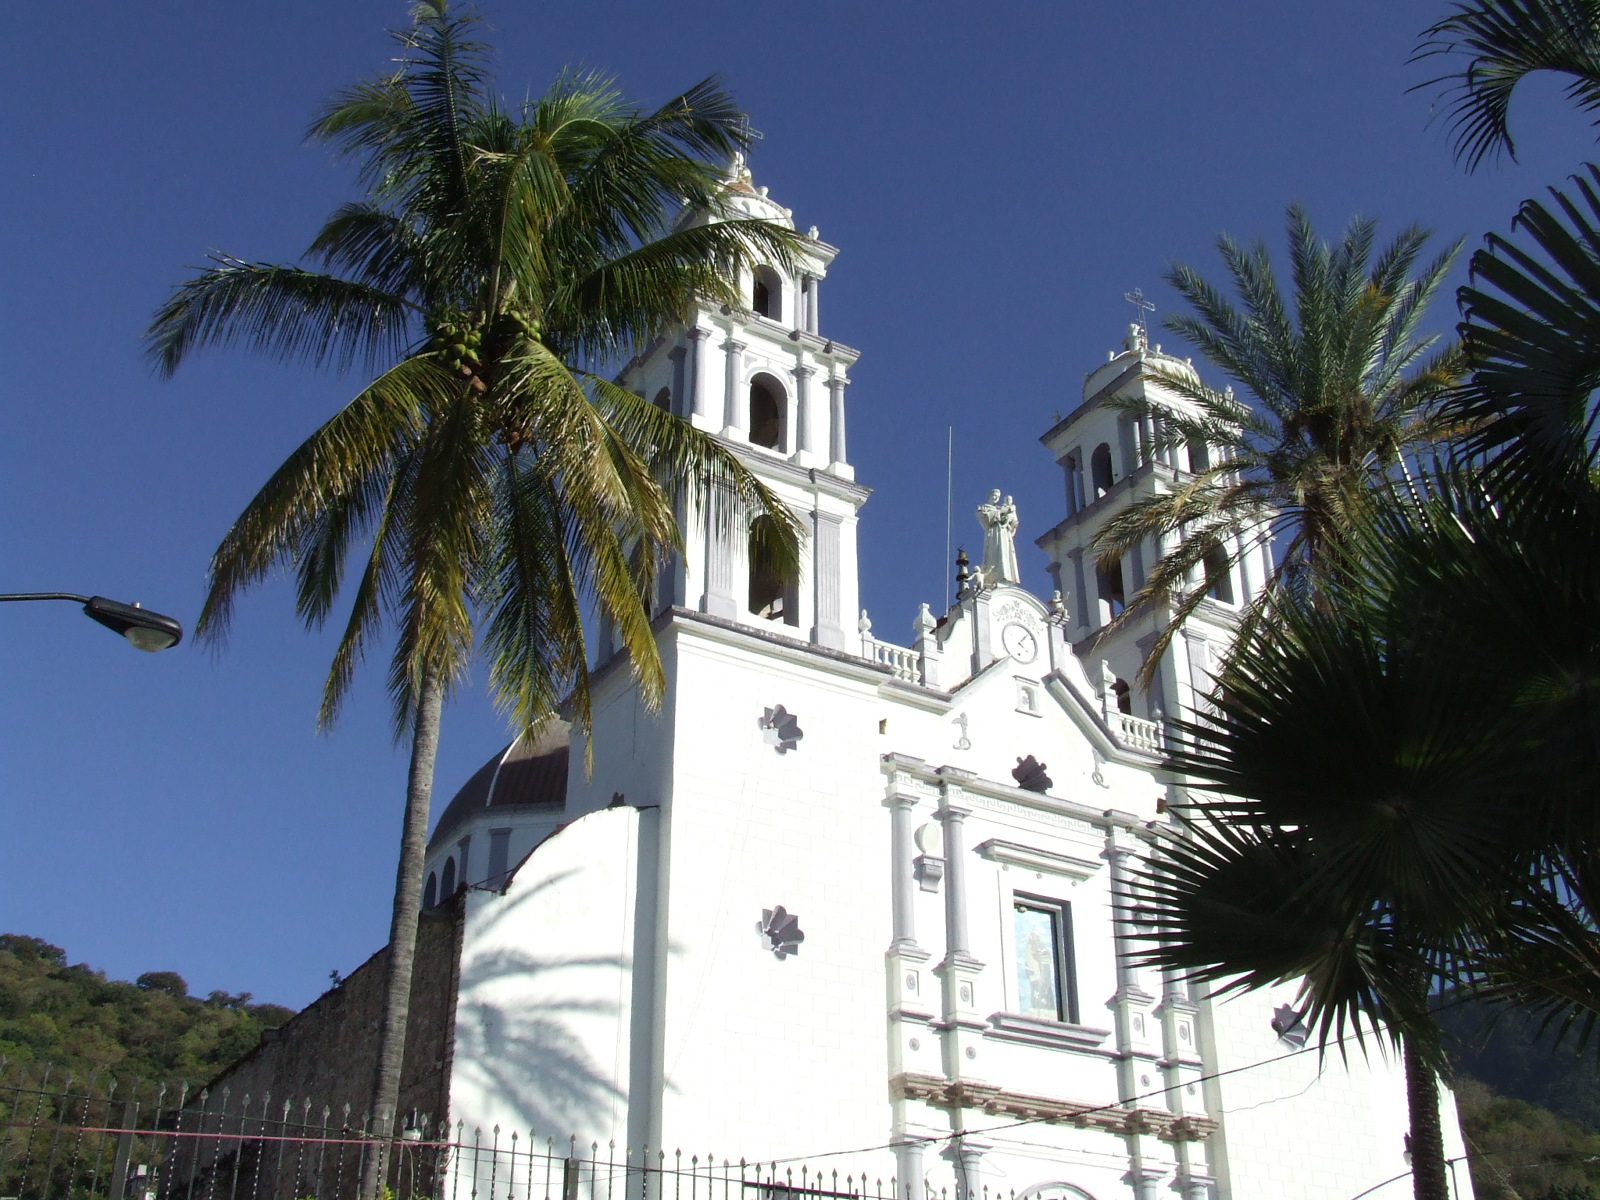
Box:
890;1072;1216;1142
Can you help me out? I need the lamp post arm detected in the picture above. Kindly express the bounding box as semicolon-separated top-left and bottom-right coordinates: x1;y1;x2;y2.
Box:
0;593;92;604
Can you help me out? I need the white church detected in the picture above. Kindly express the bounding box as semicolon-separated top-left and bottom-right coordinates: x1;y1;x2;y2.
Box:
224;160;1475;1200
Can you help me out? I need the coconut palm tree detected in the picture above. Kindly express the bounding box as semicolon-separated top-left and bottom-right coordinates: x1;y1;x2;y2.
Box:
1090;204;1462;679
146;6;802;1194
1415;0;1600;172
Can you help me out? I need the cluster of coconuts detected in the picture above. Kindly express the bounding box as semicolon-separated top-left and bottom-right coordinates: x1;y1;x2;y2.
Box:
428;309;542;376
428;314;483;374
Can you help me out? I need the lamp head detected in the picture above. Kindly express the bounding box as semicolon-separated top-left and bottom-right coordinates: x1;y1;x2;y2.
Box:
82;596;183;652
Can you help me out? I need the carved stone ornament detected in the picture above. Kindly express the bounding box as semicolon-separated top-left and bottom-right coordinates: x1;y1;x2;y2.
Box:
761;906;805;958
1012;755;1053;793
759;705;803;754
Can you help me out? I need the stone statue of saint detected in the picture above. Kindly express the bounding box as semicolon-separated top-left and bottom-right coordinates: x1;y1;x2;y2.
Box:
976;489;1020;587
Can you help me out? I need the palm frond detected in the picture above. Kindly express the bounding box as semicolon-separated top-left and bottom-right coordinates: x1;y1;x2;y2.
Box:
146;259;417;377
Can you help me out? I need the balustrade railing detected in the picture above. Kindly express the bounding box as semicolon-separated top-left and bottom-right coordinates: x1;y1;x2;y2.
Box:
1110;711;1164;755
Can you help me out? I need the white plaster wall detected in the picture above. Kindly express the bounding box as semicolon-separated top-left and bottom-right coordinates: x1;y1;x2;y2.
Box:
652;627;898;1178
448;806;647;1152
1203;984;1474;1200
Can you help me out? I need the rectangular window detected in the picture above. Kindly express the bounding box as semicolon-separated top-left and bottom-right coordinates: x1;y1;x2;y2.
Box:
488;828;512;890
1014;898;1077;1023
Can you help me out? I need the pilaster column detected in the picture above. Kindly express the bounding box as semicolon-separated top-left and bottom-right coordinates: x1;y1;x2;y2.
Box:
827;375;849;465
688;327;712;419
722;337;746;435
791;364;815;460
1068;548;1089;634
668;346;687;419
805;274;820;333
892;1137;928;1200
701;503;738;619
936;782;978;967
949;1137;989;1200
887;791;920;954
812;511;846;651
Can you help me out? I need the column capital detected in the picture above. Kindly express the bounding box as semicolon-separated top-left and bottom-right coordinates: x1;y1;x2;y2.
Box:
722;337;747;352
687;325;712;342
792;363;816;379
668;345;686;362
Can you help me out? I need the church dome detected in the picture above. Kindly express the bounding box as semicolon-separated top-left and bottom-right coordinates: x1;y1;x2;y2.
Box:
427;719;570;851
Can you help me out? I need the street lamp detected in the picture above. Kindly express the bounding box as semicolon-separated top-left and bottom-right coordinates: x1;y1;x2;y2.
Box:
0;593;184;652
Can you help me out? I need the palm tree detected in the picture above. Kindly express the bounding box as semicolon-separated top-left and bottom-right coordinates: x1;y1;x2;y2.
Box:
146;6;802;1194
1415;0;1600;172
1090;204;1462;678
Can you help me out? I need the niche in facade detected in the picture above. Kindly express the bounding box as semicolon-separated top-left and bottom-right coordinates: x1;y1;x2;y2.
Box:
440;855;457;898
752;265;782;321
1090;442;1115;497
653;386;671;412
1112;678;1132;714
423;871;438;909
1186;438;1211;473
749;375;785;450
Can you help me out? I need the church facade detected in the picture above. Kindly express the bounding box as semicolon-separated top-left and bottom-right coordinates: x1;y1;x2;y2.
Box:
222;161;1474;1200
412;163;1473;1200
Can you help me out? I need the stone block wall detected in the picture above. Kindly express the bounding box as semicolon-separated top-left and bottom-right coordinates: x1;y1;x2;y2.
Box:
197;900;465;1131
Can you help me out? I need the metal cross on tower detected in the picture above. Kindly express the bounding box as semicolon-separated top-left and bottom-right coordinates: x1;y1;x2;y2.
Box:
1123;287;1156;334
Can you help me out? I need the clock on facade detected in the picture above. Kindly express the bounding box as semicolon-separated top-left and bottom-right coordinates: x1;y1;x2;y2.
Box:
1000;622;1038;664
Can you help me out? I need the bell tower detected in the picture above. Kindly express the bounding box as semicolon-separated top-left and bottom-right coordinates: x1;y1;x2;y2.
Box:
617;156;868;652
1033;324;1272;724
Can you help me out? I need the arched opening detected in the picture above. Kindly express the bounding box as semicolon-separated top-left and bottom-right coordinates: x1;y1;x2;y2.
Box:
752;265;782;320
1096;558;1126;620
748;513;798;625
1090;443;1115;497
1186;438;1210;474
1204;546;1235;603
1112;678;1132;715
440;856;457;898
423;871;438;909
652;386;671;412
749;374;785;450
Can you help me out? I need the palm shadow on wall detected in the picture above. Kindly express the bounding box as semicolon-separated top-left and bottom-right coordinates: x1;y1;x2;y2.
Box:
451;870;629;1142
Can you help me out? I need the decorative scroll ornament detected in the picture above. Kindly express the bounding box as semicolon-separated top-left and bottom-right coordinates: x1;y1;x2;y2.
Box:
760;705;803;754
1012;755;1053;793
761;906;805;958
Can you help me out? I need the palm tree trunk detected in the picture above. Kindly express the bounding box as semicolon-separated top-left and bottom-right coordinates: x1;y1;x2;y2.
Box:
1404;1031;1451;1200
359;667;445;1200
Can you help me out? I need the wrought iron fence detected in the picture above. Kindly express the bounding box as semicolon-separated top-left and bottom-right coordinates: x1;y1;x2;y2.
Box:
0;1062;933;1200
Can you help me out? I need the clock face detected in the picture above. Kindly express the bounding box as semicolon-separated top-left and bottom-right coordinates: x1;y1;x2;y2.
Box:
1001;622;1039;665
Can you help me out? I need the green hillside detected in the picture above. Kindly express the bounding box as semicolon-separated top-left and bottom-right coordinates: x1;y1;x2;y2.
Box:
0;934;293;1087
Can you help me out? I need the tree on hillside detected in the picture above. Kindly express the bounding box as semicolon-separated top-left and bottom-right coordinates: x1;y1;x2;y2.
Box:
1416;0;1600;171
146;6;802;1195
1090;204;1462;678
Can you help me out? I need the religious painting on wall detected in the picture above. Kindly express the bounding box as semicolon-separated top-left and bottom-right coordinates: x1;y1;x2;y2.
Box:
1014;900;1063;1021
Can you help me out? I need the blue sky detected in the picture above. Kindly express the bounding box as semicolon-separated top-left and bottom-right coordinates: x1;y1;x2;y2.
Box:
2;1;1594;1012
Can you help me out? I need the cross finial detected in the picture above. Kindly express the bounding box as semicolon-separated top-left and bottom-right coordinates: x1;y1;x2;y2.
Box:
733;113;765;144
1123;287;1156;334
